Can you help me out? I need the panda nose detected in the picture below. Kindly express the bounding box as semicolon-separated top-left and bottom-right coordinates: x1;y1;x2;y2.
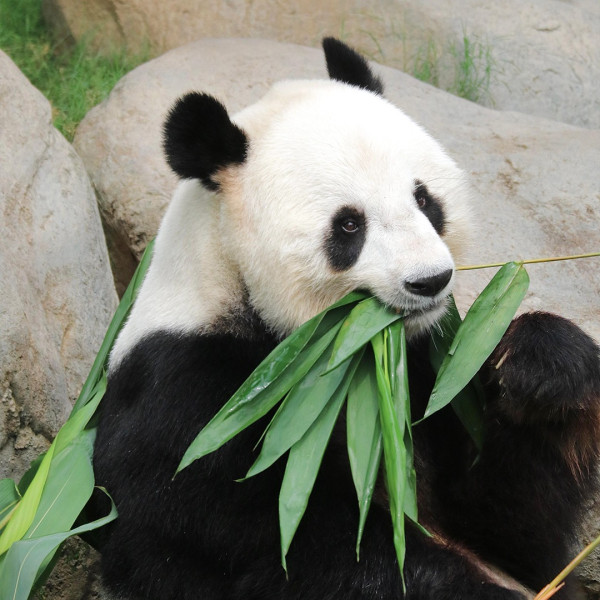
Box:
404;269;453;297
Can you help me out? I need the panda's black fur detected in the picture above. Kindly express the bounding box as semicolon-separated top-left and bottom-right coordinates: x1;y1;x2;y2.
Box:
93;39;600;600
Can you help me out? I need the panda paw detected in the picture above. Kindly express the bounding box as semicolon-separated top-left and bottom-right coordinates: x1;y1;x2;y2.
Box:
487;312;600;424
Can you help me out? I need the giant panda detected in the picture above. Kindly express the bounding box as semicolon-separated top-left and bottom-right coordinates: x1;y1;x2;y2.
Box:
93;38;600;600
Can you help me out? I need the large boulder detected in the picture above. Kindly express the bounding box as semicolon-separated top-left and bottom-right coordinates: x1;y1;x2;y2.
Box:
0;50;118;481
74;38;600;346
43;0;600;128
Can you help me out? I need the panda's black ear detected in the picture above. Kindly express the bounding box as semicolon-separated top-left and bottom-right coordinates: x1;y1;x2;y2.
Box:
322;37;384;95
163;92;248;190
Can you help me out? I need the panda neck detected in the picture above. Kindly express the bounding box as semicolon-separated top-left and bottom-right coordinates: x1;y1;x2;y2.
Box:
109;180;253;370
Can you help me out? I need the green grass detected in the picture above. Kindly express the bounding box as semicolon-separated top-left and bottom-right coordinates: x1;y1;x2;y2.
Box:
410;33;494;105
0;0;148;140
411;40;440;89
345;21;495;106
446;34;494;104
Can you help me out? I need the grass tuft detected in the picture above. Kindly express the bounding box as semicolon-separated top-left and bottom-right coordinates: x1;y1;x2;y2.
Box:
447;33;494;104
411;39;440;89
410;32;495;104
0;0;149;140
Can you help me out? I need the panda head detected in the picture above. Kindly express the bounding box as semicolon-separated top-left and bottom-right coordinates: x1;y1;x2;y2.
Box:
117;38;470;362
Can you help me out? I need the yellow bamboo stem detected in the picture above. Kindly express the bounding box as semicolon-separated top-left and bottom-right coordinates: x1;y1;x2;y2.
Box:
535;582;564;600
533;532;600;600
457;252;600;271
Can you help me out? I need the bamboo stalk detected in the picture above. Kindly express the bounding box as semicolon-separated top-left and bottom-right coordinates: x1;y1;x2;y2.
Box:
533;532;600;600
457;252;600;271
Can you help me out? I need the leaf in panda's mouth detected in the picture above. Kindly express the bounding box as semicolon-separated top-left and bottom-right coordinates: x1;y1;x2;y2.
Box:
178;261;530;583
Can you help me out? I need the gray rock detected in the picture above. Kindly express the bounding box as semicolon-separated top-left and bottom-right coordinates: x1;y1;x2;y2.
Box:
74;38;600;346
407;0;600;129
0;50;118;481
42;0;600;128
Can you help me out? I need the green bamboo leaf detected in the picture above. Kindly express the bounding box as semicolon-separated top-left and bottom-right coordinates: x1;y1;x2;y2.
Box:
424;262;529;420
386;321;419;525
279;352;363;571
429;297;485;450
428;295;462;372
177;316;346;474
450;386;485;451
327;297;403;372
0;490;117;600
54;377;106;456
245;341;354;479
73;238;155;412
346;349;382;560
0;377;105;556
0;481;20;534
16;456;44;497
372;330;408;585
0;448;55;557
8;431;98;595
226;303;359;418
23;430;95;542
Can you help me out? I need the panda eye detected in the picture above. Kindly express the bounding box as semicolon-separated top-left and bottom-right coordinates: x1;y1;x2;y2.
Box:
413;180;446;235
414;182;428;209
341;219;359;233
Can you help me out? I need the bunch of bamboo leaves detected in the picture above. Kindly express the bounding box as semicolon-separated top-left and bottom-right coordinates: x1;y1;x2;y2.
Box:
0;241;154;600
178;261;530;579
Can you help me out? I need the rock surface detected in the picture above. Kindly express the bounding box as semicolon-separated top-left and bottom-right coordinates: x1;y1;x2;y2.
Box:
43;0;600;128
74;38;600;345
0;50;118;480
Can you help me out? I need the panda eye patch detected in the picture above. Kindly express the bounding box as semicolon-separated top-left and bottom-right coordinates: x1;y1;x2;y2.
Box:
413;180;445;236
326;206;367;271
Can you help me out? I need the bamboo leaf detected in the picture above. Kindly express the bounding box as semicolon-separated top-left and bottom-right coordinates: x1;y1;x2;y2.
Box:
8;431;98;594
428;296;462;372
0;240;150;588
424;262;529;420
373;329;408;585
16;456;44;497
279;352;363;571
387;321;419;525
227;293;368;418
0;448;56;557
346;349;382;559
450;386;485;451
72;239;154;412
429;298;485;450
0;482;20;534
0;490;117;600
0;376;106;557
327;297;403;372
245;340;354;479
177;316;347;473
23;431;95;542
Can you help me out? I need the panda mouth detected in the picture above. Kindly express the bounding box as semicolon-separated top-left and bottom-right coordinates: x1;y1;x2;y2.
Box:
358;288;450;325
386;296;450;328
383;295;447;316
406;301;445;316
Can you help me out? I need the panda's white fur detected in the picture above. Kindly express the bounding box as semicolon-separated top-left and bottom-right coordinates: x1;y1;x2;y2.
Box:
111;79;470;369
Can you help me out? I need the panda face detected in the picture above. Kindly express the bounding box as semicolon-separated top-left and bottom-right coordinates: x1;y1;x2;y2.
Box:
216;80;469;337
111;40;472;368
